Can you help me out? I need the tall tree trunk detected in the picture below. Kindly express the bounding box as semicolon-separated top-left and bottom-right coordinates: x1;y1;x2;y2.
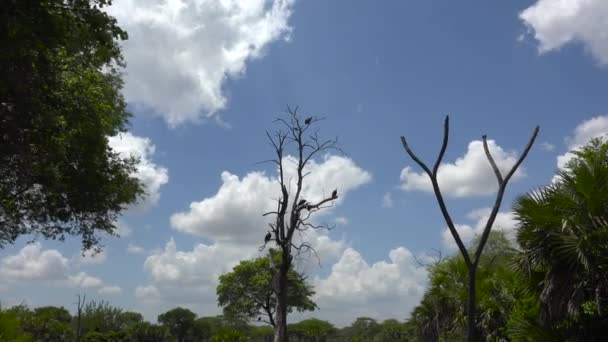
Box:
274;252;290;342
467;267;477;342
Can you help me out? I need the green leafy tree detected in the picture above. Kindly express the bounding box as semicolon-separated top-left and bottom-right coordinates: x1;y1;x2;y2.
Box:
289;318;335;342
0;310;33;341
20;306;74;342
127;322;171;342
513;138;608;340
158;307;197;342
406;232;530;341
217;250;316;327
79;300;125;334
341;317;381;341
0;0;144;250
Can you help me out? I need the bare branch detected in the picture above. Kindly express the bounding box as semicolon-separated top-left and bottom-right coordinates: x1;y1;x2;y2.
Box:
482;135;503;185
473;126;540;266
433;116;450;175
401;116;472;267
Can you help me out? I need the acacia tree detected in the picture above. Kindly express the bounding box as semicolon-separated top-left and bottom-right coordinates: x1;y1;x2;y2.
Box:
261;108;340;342
217;250;316;326
400;116;538;341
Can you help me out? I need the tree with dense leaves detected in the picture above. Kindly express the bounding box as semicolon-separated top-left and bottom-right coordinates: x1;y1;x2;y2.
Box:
0;0;144;251
157;307;197;342
262;108;340;342
217;250;316;327
288;318;335;342
513;138;608;340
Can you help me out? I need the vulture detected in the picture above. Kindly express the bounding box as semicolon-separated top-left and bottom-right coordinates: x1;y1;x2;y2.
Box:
332;189;338;198
304;117;312;125
298;199;307;206
264;231;272;243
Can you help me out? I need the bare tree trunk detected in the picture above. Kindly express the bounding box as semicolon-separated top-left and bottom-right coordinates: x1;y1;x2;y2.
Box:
274;252;290;342
467;267;477;342
400;116;538;342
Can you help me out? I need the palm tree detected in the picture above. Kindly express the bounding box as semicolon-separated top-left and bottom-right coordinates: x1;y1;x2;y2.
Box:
513;138;608;337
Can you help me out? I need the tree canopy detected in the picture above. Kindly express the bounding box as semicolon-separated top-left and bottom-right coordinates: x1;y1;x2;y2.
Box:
0;0;143;250
217;250;317;326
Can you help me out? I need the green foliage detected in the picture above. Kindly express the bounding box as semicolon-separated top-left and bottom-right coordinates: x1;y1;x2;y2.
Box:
289;318;336;340
79;300;133;334
0;310;34;341
514;138;608;339
157;307;197;342
0;0;143;250
209;328;249;342
126;322;171;341
406;231;528;341
217;250;317;325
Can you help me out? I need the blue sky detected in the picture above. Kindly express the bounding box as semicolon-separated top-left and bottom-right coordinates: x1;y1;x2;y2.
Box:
2;0;608;326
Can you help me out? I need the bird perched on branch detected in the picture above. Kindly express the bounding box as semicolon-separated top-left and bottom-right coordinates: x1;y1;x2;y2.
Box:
264;231;272;243
332;189;338;199
298;199;307;206
304;117;312;125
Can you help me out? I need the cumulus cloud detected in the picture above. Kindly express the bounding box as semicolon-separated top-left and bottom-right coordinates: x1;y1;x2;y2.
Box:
99;285;123;295
441;208;518;250
108;132;169;210
309;247;428;326
171;155;371;244
107;0;294;126
0;243;120;293
556;115;608;170
137;155;368;315
0;243;68;282
400;140;524;197
68;272;104;288
520;0;608;65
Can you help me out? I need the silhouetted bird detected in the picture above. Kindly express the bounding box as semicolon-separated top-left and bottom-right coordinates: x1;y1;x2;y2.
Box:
298;199;307;206
264;231;271;243
332;189;338;198
304;117;312;125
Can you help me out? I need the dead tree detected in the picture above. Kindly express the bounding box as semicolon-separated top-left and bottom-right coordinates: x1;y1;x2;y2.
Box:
400;116;538;342
260;107;339;342
75;293;86;342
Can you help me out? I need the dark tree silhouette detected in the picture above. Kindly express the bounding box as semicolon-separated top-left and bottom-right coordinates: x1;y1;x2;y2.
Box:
261;107;340;342
400;116;539;341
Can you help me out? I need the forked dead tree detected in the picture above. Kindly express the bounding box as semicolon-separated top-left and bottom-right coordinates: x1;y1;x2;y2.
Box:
400;116;539;341
261;107;340;342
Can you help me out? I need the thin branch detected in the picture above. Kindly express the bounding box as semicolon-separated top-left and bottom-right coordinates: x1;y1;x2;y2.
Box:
482;135;503;185
473;126;539;265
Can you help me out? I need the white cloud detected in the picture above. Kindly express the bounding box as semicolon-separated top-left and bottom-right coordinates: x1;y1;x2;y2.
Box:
0;243;68;282
115;220;133;237
520;0;608;65
108;0;294;126
382;192;393;208
556;115;608;170
68;272;104;288
441;208;518;250
171;155;371;244
334;217;348;226
137;154;368;318
309;247;428;326
0;243;119;292
400;140;524;197
108;132;169;210
78;249;107;265
135;285;161;302
98;285;123;295
127;244;145;254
